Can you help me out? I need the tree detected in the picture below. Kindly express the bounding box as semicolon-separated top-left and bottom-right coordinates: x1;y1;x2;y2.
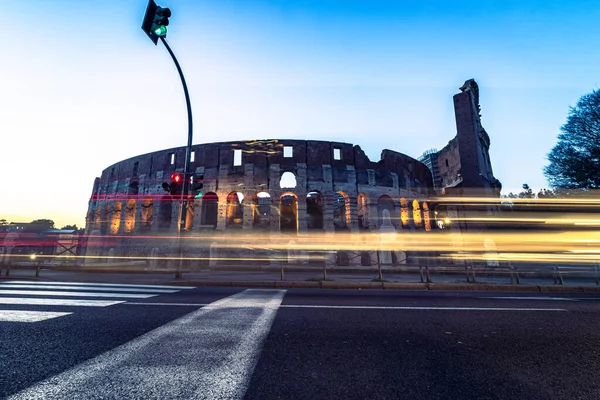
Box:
501;184;535;199
61;224;78;231
30;219;55;229
0;219;7;225
544;88;600;189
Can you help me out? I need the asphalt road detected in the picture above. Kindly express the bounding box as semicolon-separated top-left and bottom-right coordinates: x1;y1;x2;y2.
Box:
2;281;600;399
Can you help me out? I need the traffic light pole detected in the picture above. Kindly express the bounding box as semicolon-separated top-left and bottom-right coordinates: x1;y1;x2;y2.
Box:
160;36;193;279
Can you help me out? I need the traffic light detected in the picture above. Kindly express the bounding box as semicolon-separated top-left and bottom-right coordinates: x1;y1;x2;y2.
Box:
170;173;183;196
141;0;172;45
191;174;204;198
162;173;183;197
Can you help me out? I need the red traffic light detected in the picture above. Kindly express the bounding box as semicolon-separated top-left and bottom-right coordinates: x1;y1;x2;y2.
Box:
171;173;182;183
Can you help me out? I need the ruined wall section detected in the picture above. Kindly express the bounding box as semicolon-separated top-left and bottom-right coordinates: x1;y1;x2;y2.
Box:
434;79;501;195
435;138;461;188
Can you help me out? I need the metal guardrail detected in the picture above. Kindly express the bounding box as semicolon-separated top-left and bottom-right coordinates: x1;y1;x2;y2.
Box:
2;259;599;286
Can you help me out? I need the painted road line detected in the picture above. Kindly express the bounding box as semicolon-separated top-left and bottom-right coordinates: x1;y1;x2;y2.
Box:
571;298;600;300
0;298;126;307
8;289;286;400
0;310;72;323
0;284;179;293
4;281;196;289
123;302;565;311
481;297;577;301
279;305;566;311
0;290;156;299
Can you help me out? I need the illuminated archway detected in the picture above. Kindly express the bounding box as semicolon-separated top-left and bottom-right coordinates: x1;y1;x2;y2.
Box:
280;192;298;233
226;192;244;228
423;202;431;231
124;200;136;233
253;192;271;230
400;198;409;227
100;204;110;235
357;193;369;230
333;191;351;231
110;202;122;235
412;200;422;228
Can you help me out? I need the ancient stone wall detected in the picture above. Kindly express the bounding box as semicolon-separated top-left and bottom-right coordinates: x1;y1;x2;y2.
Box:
83;140;438;265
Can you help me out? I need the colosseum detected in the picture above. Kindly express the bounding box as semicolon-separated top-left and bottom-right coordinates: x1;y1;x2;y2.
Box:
82;79;501;267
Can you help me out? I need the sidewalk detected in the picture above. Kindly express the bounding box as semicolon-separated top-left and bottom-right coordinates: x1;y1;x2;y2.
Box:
2;266;600;292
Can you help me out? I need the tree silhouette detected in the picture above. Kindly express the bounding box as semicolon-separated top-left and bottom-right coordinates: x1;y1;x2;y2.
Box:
544;88;600;189
30;219;55;229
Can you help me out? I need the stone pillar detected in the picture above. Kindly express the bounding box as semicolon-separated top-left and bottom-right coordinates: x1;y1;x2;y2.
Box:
216;190;228;231
134;199;145;234
349;232;362;266
242;191;254;230
379;209;396;265
348;195;358;232
296;163;308;233
270;194;281;232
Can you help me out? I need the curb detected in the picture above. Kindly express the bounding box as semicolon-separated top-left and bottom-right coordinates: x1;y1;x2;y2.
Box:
3;275;599;292
170;281;600;292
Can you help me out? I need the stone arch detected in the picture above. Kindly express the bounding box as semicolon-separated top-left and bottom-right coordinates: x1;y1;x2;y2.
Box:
279;171;297;189
94;205;102;230
157;195;173;230
307;191;324;230
124;199;136;233
360;251;372;266
336;251;350;266
377;195;395;228
226;192;244;228
140;197;154;232
110;202;122;235
357;193;369;230
253;191;271;230
333;191;350;231
201;192;218;228
422;202;432;231
280;192;298;233
400;198;410;228
100;204;110;235
412;200;422;228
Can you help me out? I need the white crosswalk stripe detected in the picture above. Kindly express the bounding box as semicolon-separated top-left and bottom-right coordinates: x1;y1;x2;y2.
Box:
0;281;194;323
8;289;286;399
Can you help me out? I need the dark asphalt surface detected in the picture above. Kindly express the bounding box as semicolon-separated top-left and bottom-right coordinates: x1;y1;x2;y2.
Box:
2;284;600;399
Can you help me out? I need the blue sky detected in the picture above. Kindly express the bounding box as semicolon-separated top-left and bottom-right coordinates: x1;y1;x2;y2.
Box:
2;0;599;228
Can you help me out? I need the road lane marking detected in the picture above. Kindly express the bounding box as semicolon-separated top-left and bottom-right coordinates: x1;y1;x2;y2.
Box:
481;296;577;301
0;284;178;293
0;310;72;323
123;302;565;311
0;290;156;298
571;298;600;300
279;305;566;311
0;298;126;307
8;289;286;400
4;280;196;289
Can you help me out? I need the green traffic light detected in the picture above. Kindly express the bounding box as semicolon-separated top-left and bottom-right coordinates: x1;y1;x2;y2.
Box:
154;25;167;36
195;192;203;199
